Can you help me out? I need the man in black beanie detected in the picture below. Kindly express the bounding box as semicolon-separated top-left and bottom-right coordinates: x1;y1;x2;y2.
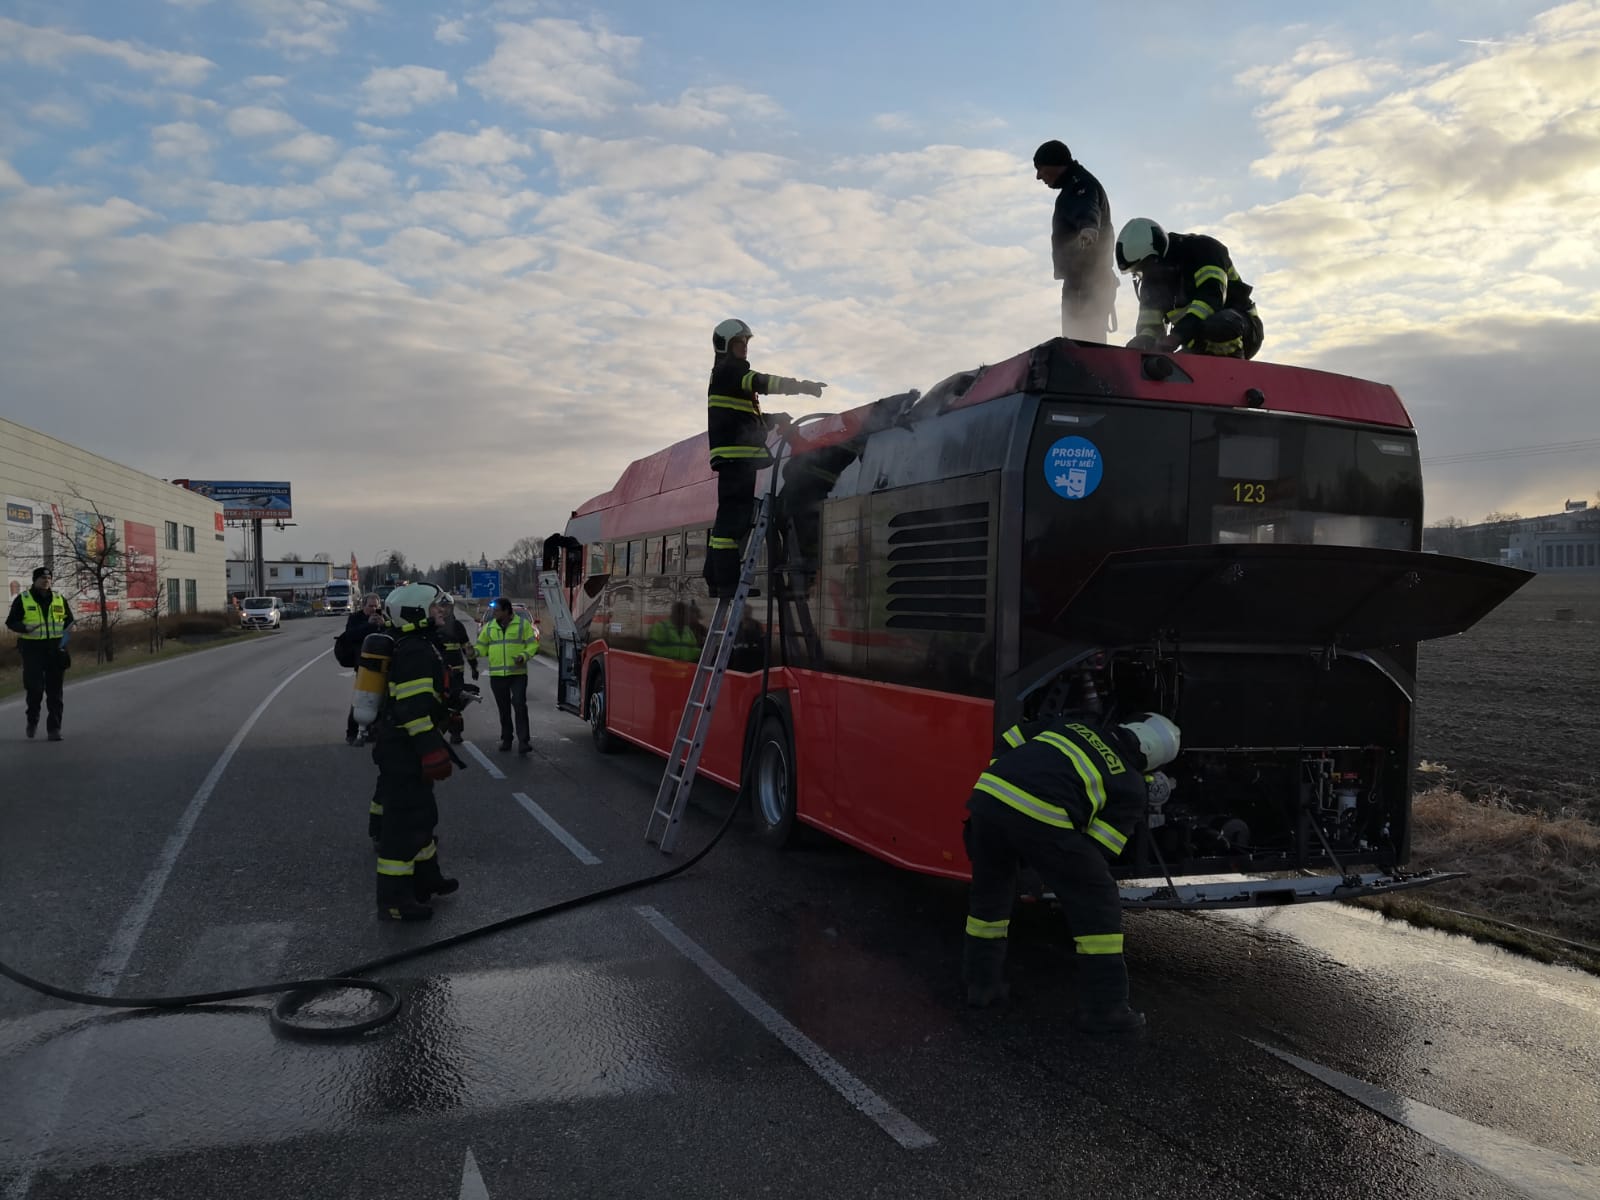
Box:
1033;139;1117;342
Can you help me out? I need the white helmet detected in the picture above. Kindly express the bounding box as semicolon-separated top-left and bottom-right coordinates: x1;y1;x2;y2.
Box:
1115;218;1169;273
713;317;754;353
1119;713;1180;771
385;582;444;633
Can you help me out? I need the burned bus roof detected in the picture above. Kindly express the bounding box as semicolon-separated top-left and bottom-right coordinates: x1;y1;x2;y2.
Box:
570;338;1415;526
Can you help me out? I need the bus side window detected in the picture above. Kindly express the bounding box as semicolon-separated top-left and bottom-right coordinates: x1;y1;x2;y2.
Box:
645;536;664;577
627;541;642;578
664;533;684;575
609;543;623;575
685;529;707;577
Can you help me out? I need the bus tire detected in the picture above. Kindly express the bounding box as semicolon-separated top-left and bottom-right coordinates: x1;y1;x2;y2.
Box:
747;712;797;848
587;662;623;755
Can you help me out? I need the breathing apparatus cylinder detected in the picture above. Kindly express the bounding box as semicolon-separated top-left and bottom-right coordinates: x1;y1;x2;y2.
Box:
351;631;394;728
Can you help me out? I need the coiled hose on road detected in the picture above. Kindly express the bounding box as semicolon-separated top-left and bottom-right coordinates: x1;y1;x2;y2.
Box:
0;439;800;1041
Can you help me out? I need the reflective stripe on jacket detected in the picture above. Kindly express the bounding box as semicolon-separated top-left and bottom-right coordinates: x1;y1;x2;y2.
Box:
976;717;1145;855
475;615;539;676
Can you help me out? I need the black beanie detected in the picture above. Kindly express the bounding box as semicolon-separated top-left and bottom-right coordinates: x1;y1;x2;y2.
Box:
1033;140;1072;167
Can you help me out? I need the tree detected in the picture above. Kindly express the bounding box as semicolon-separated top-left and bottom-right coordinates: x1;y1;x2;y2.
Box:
53;492;127;663
1483;511;1522;525
139;557;172;652
281;551;303;562
312;551;331;562
505;535;544;597
1426;516;1464;529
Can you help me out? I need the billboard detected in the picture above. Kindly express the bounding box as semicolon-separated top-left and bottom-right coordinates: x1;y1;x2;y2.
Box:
125;521;158;611
171;480;292;520
5;496;43;604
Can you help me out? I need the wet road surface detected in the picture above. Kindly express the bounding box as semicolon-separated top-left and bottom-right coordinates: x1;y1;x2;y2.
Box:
1;621;1596;1199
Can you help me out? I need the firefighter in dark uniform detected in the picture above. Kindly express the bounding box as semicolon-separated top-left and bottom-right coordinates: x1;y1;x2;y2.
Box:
1115;218;1263;360
371;583;461;921
430;595;478;744
962;711;1180;1032
1033;140;1117;342
704;318;827;599
5;567;74;741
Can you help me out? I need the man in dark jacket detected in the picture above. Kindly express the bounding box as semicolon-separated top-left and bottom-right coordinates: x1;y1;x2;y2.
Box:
339;592;385;746
430;595;478;744
5;567;74;741
962;710;1180;1032
1115;217;1264;359
1034;140;1117;342
370;583;460;921
704;318;827;599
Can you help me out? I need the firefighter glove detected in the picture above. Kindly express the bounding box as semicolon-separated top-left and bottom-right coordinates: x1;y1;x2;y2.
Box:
420;748;453;782
470;664;480;680
1126;334;1160;351
798;380;827;397
1076;227;1099;249
1170;314;1205;347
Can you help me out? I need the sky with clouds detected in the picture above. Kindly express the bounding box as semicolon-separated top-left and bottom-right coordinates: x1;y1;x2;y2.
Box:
1;0;1597;568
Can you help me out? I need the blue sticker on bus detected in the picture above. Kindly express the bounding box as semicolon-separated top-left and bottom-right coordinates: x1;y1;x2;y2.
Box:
1044;436;1103;500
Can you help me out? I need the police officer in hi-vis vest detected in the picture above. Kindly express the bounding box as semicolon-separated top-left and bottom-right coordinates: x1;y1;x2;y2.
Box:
6;567;75;741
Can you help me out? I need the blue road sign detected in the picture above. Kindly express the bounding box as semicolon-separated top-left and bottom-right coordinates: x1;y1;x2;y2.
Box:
470;569;502;599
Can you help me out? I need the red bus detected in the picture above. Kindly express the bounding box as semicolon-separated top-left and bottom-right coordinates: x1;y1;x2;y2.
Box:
545;338;1529;906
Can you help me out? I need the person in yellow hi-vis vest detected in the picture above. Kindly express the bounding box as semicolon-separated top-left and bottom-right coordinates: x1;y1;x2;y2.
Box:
475;596;539;754
5;567;75;741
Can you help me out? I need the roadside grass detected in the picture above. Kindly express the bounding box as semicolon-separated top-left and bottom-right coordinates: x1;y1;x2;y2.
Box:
1;613;259;702
1352;786;1600;975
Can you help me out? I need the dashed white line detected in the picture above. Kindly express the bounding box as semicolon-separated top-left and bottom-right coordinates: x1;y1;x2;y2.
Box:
460;1147;491;1199
513;791;600;865
460;739;507;780
635;905;937;1151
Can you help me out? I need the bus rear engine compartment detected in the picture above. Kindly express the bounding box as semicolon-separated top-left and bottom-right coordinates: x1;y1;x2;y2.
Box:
1028;650;1405;876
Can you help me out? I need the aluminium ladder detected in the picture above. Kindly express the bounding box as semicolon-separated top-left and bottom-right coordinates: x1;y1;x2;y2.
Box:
644;493;771;853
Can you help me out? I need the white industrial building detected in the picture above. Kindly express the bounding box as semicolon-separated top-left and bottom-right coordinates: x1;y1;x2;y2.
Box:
227;558;347;603
2;416;227;616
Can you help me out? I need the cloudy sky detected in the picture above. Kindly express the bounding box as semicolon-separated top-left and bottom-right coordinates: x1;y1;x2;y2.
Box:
2;0;1597;567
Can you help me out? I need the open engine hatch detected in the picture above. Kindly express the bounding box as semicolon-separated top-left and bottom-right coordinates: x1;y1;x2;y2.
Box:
1053;544;1532;651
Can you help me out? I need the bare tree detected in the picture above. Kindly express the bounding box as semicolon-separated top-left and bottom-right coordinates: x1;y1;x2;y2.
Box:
281;551;302;562
312;551;331;562
505;535;545;597
1483;511;1523;524
1427;516;1464;529
54;491;128;663
138;557;172;652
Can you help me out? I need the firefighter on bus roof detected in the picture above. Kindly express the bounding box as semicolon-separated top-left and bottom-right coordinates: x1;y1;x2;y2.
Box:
704;318;827;599
962;710;1180;1033
1115;218;1264;360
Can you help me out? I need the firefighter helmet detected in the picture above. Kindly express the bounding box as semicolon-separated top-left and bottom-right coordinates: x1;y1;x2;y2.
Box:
1115;218;1168;273
713;317;754;353
1119;713;1180;771
384;583;443;633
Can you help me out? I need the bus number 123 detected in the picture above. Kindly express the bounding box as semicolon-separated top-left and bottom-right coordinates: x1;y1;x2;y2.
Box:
1232;482;1267;504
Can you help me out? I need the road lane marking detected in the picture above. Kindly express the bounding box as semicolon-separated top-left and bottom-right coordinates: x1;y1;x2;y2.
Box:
461;740;507;780
460;1148;491;1200
3;649;331;1200
1257;1042;1600;1200
635;905;937;1151
513;792;600;865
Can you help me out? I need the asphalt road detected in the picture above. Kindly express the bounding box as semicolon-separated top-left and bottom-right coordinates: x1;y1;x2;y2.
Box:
1;619;1597;1200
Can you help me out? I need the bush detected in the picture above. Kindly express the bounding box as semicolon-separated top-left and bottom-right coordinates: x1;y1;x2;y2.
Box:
166;611;238;637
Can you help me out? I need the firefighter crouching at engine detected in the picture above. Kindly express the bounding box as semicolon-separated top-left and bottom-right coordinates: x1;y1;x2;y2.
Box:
962;711;1181;1033
1115;217;1263;360
704;318;827;599
368;583;462;922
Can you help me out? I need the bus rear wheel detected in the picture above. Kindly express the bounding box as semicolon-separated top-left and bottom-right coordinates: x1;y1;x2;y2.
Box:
747;713;797;847
587;663;622;755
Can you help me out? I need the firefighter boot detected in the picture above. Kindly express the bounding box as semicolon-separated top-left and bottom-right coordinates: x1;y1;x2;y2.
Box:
962;937;1010;1008
376;873;433;922
1073;954;1146;1034
412;846;459;903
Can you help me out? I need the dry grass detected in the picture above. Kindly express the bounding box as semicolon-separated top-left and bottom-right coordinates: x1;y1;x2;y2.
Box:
0;611;249;700
1354;786;1600;972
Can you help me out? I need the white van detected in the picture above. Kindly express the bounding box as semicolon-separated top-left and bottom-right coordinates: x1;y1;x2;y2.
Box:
240;596;282;630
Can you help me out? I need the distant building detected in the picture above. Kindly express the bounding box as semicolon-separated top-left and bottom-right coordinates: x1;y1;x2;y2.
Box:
2;415;226;615
1424;505;1600;571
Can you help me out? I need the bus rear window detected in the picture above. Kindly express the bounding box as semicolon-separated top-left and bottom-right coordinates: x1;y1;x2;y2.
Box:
1195;420;1420;552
